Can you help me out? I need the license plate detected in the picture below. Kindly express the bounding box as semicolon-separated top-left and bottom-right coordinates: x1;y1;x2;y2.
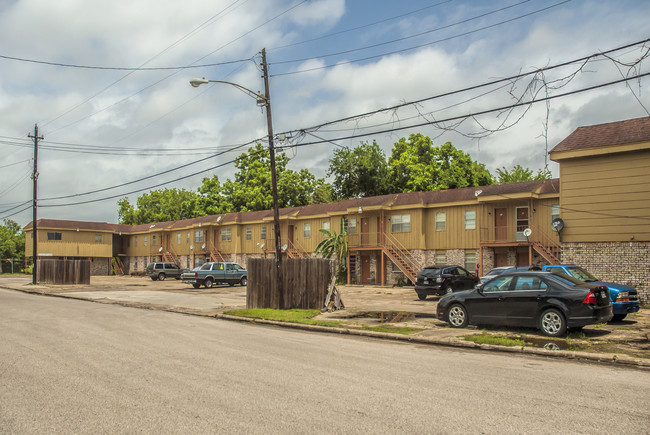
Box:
424;280;429;284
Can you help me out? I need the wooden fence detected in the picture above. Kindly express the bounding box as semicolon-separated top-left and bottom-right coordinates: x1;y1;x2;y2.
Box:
247;258;334;309
37;259;91;285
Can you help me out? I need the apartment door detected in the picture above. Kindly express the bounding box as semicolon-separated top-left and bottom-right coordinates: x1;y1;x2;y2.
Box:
361;256;371;284
495;252;508;267
361;218;370;246
495;208;507;240
288;225;294;245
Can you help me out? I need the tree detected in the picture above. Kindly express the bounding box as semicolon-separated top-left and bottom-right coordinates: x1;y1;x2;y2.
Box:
388;134;494;192
118;188;200;225
314;218;348;282
496;164;552;184
327;141;391;199
0;219;25;272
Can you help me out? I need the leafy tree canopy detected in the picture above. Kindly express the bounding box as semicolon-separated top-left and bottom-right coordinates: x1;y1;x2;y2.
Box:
0;219;25;259
496;164;552;184
118;188;200;225
327;140;391;199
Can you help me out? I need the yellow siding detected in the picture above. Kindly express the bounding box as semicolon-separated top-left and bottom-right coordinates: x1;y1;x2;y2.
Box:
559;150;650;242
424;205;479;249
25;229;113;257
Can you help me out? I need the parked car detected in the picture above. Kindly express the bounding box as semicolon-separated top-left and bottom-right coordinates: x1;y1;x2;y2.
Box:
479;266;514;283
181;262;247;288
436;271;612;336
414;265;478;300
146;262;184;281
541;264;640;321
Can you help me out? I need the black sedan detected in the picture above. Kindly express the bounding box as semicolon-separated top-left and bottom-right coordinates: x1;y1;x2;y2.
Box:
436;271;613;336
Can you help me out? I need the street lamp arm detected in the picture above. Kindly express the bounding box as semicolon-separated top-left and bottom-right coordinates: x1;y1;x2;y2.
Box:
189;77;266;103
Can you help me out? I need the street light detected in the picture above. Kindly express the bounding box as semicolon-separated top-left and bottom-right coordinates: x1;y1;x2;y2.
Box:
190;48;284;306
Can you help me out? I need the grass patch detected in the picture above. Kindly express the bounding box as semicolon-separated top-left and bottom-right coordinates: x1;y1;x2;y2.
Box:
223;308;344;327
465;333;526;347
362;325;422;335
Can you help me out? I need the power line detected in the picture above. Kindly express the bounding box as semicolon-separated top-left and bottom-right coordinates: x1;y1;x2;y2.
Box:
271;0;571;77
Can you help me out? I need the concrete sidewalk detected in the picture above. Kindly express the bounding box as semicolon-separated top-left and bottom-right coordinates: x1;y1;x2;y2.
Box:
1;274;648;369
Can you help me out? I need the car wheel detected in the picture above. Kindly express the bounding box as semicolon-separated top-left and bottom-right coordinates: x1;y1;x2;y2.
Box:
539;308;566;337
192;283;201;289
204;278;213;289
229;282;235;287
150;276;157;281
240;277;247;286
610;314;627;322
417;293;427;301
444;284;454;295
158;273;166;281
447;304;468;328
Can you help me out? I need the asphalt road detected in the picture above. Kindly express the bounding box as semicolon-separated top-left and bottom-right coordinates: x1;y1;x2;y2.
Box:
1;289;648;434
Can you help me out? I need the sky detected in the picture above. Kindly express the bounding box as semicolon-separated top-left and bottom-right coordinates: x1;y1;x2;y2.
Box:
1;0;649;228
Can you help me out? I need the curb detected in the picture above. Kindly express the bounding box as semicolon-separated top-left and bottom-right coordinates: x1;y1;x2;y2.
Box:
3;285;649;370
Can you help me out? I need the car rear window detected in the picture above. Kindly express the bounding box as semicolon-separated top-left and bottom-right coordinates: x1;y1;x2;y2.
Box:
419;268;441;278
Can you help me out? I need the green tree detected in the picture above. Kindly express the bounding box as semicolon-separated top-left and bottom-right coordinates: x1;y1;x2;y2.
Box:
388;134;494;192
0;219;25;271
496;164;552;184
194;175;226;216
118;188;200;224
327;141;390;199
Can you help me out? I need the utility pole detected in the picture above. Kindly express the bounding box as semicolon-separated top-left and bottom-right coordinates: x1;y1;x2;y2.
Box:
28;124;42;285
260;48;284;307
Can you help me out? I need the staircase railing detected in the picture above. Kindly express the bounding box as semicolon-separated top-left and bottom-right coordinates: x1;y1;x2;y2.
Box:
287;239;309;258
530;225;561;264
208;241;225;263
162;246;182;266
111;257;125;275
381;232;422;284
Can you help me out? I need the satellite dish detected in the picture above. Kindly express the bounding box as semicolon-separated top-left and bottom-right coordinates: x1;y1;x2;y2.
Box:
190;245;194;250
281;244;288;251
216;216;222;222
158;247;163;252
201;243;206;249
551;217;564;232
523;228;532;237
260;243;265;249
474;189;483;197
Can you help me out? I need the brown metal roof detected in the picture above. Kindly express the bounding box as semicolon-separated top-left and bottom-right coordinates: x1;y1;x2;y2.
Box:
551;116;650;153
25;179;559;233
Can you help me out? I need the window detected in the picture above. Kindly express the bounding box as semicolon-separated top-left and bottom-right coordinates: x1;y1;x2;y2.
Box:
391;214;411;233
260;226;266;240
144;236;148;247
435;212;446;231
246;227;252;241
464;252;477;273
346;217;357;234
435;253;446;266
134;236;138;247
94;234;102;243
194;230;204;243
186;232;190;243
483;276;514;293
221;228;232;241
304;223;311;238
514;276;548;291
47;232;62;241
177;233;181;245
551;204;560;224
322;221;330;233
464;210;476;230
152;235;156;245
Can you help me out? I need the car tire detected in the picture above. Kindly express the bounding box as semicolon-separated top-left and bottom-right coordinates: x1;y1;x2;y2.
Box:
539;308;566;337
417;293;427;301
240;277;247;286
192;283;201;289
150;276;157;281
204;278;213;289
229;282;235;287
158;273;166;281
611;314;627;322
448;304;468;328
444;284;454;295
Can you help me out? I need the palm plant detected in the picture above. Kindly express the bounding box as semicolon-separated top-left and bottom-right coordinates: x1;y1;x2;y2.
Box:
314;218;348;279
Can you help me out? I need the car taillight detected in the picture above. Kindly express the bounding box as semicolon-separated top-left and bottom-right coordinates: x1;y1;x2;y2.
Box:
194;272;198;278
582;291;598;305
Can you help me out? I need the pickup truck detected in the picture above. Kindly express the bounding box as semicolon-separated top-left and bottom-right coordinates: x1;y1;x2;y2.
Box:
541;264;640;321
181;262;247;289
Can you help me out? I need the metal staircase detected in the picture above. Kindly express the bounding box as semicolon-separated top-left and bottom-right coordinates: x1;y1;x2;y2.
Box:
287;239;309;259
382;232;422;285
111;257;125;275
162;249;181;266
530;225;561;264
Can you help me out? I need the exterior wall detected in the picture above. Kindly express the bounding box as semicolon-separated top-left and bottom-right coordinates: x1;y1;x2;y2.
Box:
424;205;480;249
91;257;110;275
562;241;649;305
25;229;113;258
558;149;650;243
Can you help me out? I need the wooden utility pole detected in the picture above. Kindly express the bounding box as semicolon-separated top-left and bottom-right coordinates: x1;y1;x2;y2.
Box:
28;124;43;285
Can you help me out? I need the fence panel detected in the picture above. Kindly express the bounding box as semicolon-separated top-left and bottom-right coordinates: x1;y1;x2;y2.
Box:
37;259;91;284
247;258;333;309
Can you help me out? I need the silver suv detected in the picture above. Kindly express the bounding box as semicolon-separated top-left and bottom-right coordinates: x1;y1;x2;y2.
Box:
146;262;183;281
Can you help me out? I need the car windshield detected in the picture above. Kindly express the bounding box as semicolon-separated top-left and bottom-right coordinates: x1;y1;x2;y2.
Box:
418;268;441;278
566;266;598;282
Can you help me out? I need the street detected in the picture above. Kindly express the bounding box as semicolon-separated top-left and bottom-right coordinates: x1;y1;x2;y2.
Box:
1;289;648;434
